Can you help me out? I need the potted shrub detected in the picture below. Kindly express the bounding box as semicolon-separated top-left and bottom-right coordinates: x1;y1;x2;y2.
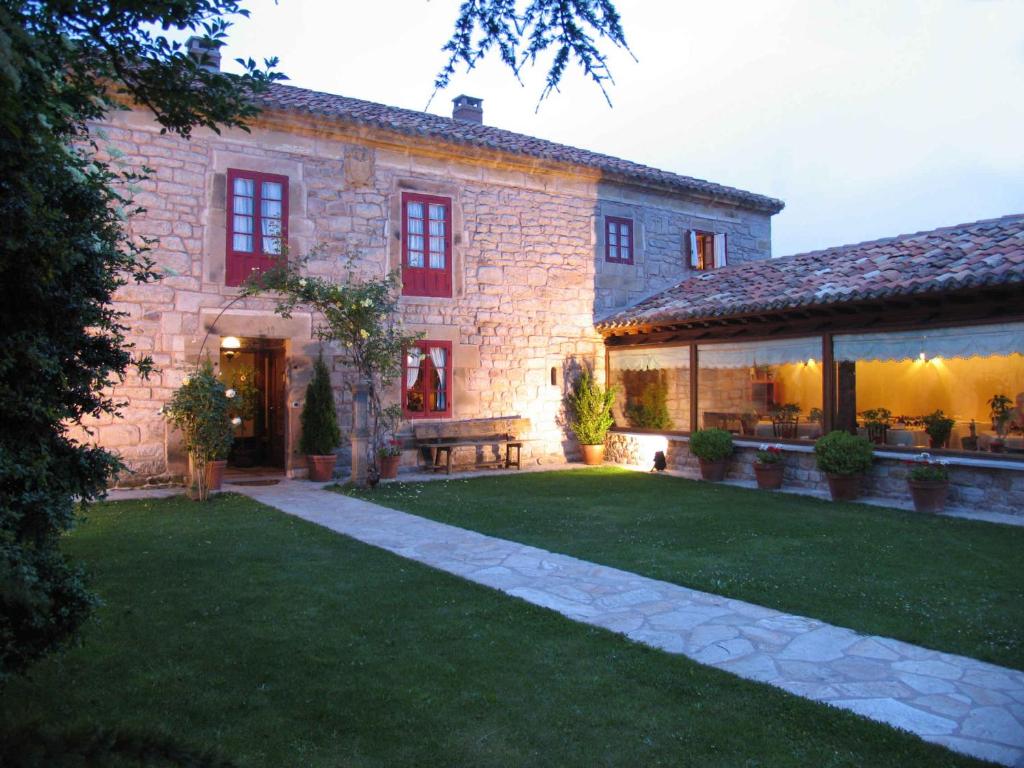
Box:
301;354;341;481
375;404;404;480
905;453;951;514
567;369;616;465
922;410;955;449
753;443;785;490
989;393;1012;452
163;361;240;501
690;428;733;481
859;407;891;445
625;379;672;430
814;430;874;501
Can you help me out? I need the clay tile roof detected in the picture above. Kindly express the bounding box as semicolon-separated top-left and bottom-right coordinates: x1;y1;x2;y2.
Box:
257;83;784;214
598;213;1024;330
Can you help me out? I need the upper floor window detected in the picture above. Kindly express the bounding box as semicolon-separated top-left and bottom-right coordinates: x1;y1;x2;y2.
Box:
605;216;634;264
226;169;288;287
403;341;452;419
402;192;452;297
689;230;727;271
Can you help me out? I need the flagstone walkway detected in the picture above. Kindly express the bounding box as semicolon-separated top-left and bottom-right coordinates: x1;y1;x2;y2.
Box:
226;480;1024;766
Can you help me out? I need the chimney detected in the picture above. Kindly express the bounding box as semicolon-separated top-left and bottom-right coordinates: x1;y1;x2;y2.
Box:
186;36;222;72
452;95;483;124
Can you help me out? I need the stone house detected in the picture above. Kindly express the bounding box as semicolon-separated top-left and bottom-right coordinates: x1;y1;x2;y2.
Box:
95;43;782;484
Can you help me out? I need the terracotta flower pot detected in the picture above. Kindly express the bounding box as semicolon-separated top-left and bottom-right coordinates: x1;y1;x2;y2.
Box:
580;444;605;465
754;462;784;490
205;459;227;491
698;458;728;482
908;478;949;514
307;454;336;482
826;473;862;501
378;454;401;479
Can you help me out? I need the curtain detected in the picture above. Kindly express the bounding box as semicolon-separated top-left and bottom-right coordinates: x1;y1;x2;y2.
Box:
698;337;820;368
405;348;422;389
689;230;699;268
714;233;727;267
609;345;690;371
834;322;1024;362
429;346;447;410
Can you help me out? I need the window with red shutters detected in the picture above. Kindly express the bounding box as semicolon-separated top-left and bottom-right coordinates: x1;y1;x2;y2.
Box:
226;169;288;287
402;192;452;297
604;216;634;264
402;341;453;419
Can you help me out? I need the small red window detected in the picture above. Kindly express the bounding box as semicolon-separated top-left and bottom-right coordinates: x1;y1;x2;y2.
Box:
226;169;288;287
605;216;634;264
402;193;452;297
402;341;453;419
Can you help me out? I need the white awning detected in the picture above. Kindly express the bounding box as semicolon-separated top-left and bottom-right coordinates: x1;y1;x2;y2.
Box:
697;337;820;369
834;322;1024;362
609;346;690;371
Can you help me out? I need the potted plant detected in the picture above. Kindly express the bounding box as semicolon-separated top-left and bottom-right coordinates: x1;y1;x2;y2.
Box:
989;393;1012;452
770;402;801;439
961;420;979;452
753;443;785;489
814;430;874;501
566;369;616;465
162;361;240;501
301;354;341;481
905;452;951;514
859;407;891;445
375;404;404;479
690;428;734;481
625;379;672;430
740;410;760;436
922;409;955;449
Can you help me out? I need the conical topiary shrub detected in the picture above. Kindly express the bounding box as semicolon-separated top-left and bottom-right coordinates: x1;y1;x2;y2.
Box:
301;354;341;481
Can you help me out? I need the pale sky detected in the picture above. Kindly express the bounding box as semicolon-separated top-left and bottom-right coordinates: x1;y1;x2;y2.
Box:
216;0;1024;257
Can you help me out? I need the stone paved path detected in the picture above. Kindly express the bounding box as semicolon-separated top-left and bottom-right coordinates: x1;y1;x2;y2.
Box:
228;480;1024;766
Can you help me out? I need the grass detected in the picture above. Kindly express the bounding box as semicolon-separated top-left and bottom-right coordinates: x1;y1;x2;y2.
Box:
341;467;1024;670
0;493;995;767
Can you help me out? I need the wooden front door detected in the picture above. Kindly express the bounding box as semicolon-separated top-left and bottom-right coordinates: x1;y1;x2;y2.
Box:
263;345;287;468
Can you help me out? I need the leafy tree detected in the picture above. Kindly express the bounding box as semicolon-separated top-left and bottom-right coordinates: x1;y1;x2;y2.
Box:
436;0;634;106
0;1;280;683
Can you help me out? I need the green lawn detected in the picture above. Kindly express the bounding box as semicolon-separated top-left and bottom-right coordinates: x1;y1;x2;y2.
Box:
0;494;994;767
341;467;1024;670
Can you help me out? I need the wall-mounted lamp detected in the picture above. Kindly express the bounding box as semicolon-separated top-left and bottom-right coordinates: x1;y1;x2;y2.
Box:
221;336;241;360
918;351;927;362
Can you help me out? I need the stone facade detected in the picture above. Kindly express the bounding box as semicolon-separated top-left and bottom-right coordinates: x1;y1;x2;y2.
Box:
87;104;775;485
606;432;1024;517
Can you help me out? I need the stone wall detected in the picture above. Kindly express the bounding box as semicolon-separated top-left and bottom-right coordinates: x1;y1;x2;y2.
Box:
87;106;774;484
606;431;1024;517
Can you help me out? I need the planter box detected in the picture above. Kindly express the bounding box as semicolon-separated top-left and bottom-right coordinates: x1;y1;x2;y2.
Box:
826;473;862;501
698;458;728;482
754;462;784;490
908;478;949;514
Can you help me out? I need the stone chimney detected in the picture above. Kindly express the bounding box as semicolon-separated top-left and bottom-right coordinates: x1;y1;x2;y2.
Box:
452;95;483;124
186;36;222;72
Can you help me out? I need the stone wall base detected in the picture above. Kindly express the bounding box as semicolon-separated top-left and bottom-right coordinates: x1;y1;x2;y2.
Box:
606;432;1024;518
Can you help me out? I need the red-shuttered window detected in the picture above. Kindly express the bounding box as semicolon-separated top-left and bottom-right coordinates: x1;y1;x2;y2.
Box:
402;192;452;297
226;169;288;287
402;341;453;419
605;216;634;264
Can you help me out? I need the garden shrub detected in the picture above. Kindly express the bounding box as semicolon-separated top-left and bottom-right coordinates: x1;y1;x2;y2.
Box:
300;355;341;456
690;428;734;461
814;431;874;476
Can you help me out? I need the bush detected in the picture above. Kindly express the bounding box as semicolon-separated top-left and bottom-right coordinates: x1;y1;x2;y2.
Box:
690;428;734;461
814;431;874;476
566;369;616;445
626;380;672;430
300;355;341;456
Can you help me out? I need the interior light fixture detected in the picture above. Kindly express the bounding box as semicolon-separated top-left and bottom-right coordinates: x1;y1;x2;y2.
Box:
918;352;927;362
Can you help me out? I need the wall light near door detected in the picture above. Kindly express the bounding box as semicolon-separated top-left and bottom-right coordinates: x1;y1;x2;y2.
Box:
221;336;241;360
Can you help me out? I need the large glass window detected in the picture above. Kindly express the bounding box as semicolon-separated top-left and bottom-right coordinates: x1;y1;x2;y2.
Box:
403;341;452;419
834;323;1024;451
697;338;823;440
609;346;691;431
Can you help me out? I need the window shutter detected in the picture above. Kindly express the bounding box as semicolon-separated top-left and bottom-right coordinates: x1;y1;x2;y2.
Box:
689;230;699;268
714;233;727;268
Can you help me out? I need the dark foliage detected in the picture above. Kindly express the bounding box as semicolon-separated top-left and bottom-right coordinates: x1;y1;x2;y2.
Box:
300;355;341;456
435;0;633;107
0;0;280;682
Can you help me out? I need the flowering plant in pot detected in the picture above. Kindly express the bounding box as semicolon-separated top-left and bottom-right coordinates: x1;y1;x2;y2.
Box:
300;354;341;482
690;428;733;481
375;404;404;479
814;430;873;501
904;453;951;514
162;361;240;501
922;409;955;449
566;368;616;465
753;443;785;490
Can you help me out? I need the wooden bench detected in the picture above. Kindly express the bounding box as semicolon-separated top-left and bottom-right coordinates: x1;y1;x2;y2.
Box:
413;416;530;474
